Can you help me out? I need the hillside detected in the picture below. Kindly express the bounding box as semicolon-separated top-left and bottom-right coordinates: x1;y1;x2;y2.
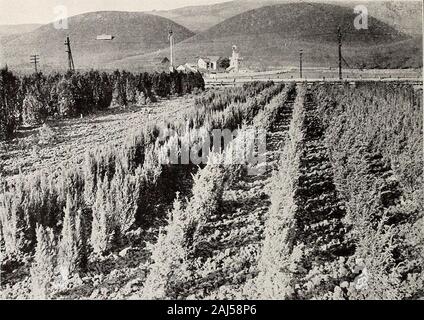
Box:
193;2;405;43
112;3;422;70
150;0;266;33
0;11;194;72
349;0;422;35
151;0;423;35
0;23;42;37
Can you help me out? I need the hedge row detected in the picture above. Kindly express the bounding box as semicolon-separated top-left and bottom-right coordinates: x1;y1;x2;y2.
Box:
0;67;205;140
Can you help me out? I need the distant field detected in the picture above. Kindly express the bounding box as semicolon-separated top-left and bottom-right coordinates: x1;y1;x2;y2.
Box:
204;69;423;87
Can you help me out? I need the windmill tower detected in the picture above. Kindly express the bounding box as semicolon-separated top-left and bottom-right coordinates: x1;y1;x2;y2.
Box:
227;45;242;73
168;29;175;72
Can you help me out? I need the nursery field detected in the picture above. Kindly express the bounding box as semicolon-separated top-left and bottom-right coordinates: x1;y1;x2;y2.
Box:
0;80;423;300
0;96;194;178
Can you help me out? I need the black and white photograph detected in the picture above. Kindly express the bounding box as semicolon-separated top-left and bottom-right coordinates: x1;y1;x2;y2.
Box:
0;0;422;305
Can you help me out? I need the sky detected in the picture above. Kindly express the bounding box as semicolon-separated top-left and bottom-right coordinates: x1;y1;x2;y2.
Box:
0;0;419;25
0;0;233;25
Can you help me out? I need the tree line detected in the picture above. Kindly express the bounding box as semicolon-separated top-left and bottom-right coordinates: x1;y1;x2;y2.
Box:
0;67;205;141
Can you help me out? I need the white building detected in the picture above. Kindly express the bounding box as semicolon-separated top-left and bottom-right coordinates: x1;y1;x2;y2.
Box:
96;34;114;40
177;63;199;72
198;56;221;71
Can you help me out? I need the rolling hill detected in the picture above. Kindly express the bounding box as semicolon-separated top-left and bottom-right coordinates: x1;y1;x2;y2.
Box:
111;2;422;70
151;0;423;35
150;0;266;33
0;24;42;37
0;11;194;72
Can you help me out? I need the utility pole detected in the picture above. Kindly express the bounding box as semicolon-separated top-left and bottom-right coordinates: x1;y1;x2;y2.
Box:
337;26;342;80
299;49;303;79
30;54;39;73
168;29;174;70
64;36;75;72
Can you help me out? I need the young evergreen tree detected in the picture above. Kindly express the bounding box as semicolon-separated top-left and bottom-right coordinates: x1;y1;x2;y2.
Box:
57;195;78;282
30;224;56;299
90;178;113;254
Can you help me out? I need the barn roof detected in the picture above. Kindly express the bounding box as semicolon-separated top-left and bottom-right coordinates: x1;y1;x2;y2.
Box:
198;56;221;62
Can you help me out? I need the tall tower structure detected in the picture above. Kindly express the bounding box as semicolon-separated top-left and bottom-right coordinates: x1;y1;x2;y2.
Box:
228;45;241;73
168;29;175;71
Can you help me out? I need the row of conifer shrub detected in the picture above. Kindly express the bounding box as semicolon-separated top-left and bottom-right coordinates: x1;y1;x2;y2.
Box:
0;67;205;140
310;82;423;299
256;85;356;300
0;81;283;298
142;87;294;299
256;83;423;300
194;81;274;112
256;84;306;299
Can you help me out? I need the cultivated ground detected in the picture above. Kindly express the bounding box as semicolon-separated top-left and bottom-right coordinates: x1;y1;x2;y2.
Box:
1;82;422;300
0;96;195;178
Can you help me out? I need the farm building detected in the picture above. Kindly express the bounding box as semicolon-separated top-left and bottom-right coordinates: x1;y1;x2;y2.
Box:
96;34;114;40
198;56;221;71
177;63;199;72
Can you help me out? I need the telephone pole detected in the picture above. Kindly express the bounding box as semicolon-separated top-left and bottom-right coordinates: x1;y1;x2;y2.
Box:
64;36;75;72
299;49;303;79
30;54;39;73
337;26;342;80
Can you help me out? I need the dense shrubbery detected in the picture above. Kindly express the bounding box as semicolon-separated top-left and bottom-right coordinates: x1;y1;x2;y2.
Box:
256;86;305;299
0;67;20;140
311;83;423;299
191;82;286;132
0;80;275;298
143;157;227;299
256;83;424;300
194;81;274;112
3;78;419;300
0;68;205;141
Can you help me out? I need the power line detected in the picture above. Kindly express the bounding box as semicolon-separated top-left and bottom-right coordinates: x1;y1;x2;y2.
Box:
65;36;75;72
30;54;39;73
299;49;303;79
338;27;342;80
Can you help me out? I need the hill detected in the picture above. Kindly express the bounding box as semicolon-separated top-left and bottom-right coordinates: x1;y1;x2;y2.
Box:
151;0;423;35
0;23;42;37
0;11;194;72
150;0;266;33
111;2;422;70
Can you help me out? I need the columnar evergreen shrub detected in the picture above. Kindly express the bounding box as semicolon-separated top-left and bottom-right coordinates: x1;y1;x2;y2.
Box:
142;196;192;299
57;195;79;282
0;176;33;255
57;77;76;117
30;224;56;299
90;178;113;254
109;163;142;242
